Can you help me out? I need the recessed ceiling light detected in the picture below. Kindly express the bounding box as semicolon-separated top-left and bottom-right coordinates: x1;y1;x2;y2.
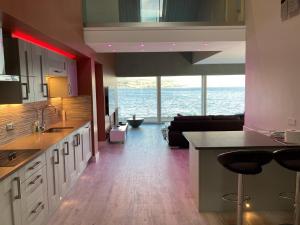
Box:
107;44;112;47
140;43;145;47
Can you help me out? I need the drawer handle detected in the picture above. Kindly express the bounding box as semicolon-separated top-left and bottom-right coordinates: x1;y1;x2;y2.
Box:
29;175;42;185
31;202;45;214
28;161;41;170
54;149;60;164
64;141;70;155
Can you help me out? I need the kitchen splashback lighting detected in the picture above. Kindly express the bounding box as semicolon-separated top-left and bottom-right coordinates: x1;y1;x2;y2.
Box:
11;31;76;59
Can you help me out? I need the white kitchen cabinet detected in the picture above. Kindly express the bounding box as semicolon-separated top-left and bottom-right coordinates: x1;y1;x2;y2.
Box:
21;165;48;225
46;50;67;76
82;123;92;164
18;40;49;103
58;137;72;198
69;133;79;187
46;145;61;215
76;130;86;175
31;45;48;101
20;75;35;103
19;40;35;103
0;173;22;225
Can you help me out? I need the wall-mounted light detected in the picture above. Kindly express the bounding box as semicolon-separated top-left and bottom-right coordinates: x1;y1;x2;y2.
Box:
11;31;76;59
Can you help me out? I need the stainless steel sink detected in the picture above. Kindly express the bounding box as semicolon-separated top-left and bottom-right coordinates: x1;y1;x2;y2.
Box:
43;127;74;133
0;149;40;167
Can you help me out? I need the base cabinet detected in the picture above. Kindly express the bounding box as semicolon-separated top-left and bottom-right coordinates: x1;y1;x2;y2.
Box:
0;173;22;225
21;165;48;225
46;145;61;215
0;122;92;225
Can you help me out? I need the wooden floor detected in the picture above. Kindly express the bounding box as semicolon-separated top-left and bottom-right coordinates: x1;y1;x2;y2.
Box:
47;125;292;225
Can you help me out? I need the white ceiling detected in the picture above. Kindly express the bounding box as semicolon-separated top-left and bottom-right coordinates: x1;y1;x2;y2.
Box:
84;25;245;64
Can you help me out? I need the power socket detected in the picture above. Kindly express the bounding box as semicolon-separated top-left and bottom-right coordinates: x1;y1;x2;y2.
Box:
6;122;14;131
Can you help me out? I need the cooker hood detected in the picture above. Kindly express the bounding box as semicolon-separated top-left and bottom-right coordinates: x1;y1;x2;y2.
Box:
0;28;23;104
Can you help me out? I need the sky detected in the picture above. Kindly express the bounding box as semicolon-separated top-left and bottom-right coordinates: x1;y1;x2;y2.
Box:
117;75;245;88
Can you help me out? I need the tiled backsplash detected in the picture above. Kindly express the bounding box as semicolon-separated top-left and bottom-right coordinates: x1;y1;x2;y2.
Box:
0;96;92;146
62;96;92;121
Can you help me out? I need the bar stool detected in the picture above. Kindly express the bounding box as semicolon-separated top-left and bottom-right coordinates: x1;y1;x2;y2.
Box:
274;149;300;225
218;150;273;225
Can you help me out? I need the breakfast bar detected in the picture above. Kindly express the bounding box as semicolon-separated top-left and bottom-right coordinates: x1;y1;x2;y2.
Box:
183;131;300;212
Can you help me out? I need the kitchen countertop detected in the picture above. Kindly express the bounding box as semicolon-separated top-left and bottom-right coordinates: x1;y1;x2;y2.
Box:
183;131;300;150
0;120;91;181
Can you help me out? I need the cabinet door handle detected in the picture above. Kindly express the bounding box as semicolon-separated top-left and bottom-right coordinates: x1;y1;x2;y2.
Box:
13;177;21;199
54;149;60;164
21;83;29;100
81;134;84;160
39;55;44;92
25;50;30;93
64;141;70;155
28;161;41;170
54;70;62;73
77;134;81;145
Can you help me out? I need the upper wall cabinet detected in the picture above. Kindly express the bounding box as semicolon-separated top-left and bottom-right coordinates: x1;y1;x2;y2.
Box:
17;40;78;103
47;58;78;98
31;45;48;101
46;51;67;76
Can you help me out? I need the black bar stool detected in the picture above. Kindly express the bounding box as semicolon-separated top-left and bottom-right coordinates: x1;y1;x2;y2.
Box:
218;150;273;225
274;149;300;225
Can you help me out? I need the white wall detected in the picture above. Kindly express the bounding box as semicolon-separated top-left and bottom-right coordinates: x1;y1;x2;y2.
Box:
245;0;300;131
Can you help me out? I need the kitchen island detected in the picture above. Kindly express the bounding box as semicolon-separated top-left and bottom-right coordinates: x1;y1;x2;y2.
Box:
183;131;300;212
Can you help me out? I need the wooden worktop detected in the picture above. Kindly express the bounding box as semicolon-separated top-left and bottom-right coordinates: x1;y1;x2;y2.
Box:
183;131;300;150
0;120;91;181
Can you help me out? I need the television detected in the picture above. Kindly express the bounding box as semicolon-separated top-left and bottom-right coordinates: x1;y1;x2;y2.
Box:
104;87;109;115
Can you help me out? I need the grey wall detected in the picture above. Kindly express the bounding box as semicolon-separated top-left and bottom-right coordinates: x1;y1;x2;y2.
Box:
116;52;245;76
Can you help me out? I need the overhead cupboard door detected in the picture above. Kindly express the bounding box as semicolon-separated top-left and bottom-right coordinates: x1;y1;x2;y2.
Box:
46;51;67;76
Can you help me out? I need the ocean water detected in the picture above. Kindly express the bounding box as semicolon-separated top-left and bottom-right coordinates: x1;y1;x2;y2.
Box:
118;87;245;120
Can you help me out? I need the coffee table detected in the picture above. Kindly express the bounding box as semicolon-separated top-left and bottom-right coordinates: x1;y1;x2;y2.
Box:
127;118;144;128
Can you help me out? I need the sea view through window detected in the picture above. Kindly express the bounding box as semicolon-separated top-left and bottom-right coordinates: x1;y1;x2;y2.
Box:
117;75;245;122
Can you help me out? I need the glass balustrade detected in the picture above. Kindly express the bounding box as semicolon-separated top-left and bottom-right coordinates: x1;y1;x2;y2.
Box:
83;0;245;26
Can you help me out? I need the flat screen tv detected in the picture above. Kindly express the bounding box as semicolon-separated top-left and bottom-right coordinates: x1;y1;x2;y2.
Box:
104;87;109;115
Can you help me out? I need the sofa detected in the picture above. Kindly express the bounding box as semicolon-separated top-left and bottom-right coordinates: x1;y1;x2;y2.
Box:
167;114;244;148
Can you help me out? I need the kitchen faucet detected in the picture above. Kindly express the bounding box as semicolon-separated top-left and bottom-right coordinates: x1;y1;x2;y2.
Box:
40;104;57;131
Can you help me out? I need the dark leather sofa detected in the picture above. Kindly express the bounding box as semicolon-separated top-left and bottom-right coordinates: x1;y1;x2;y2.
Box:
167;115;244;148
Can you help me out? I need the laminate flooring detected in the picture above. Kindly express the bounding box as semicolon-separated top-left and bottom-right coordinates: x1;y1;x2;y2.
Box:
47;125;292;225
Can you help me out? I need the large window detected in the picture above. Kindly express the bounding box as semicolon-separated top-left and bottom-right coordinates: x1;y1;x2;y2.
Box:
117;75;245;123
161;76;202;121
207;75;245;115
117;77;157;122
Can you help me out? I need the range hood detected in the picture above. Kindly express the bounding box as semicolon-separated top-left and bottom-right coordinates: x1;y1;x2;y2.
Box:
0;28;22;104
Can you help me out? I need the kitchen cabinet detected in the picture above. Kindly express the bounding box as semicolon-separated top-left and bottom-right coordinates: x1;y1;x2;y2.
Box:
18;40;48;103
0;172;22;225
47;59;78;98
46;51;67;76
0;122;92;225
82;123;92;164
46;145;61;215
19;40;35;103
21;164;48;225
73;131;85;176
58;137;72;198
31;45;48;101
